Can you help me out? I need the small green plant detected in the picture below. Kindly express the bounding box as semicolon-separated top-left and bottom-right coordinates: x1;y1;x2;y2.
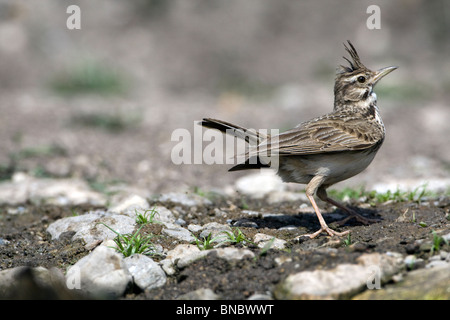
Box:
240;197;250;210
192;233;224;251
342;233;353;247
97;223;157;257
135;207;160;225
220;227;253;246
192;186;223;202
70;112;141;133
50;60;126;96
430;230;449;255
329;183;436;205
328;187;366;201
418;221;428;228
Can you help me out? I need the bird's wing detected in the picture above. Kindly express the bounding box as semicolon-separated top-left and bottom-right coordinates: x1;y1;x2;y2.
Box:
255;113;384;156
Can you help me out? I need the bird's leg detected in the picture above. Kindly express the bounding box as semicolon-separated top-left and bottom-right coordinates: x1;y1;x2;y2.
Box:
316;186;379;225
302;176;349;238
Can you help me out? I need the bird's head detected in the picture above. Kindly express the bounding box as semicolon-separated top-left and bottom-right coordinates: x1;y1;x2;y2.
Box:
334;41;397;109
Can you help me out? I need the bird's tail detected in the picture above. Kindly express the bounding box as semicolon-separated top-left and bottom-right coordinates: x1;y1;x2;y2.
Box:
199;118;271;171
200;118;269;145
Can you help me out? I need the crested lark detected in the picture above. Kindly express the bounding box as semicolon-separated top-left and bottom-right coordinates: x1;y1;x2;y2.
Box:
201;41;397;238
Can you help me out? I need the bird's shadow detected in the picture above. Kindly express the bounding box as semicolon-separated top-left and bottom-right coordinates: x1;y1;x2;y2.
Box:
232;206;381;232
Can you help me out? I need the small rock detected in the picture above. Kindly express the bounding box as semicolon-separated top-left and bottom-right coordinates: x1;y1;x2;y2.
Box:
123;254;166;291
187;224;203;233
354;265;450;300
152;206;177;225
177;288;220;300
247;293;273;300
109;194;150;216
275;264;366;299
162;223;196;243
213;247;255;262
67;246;132;298
403;255;424;270
267;191;307;204
28;177;107;206
356;252;404;283
274;256;292;266
232;220;259;228
425;260;449;269
199;222;232;239
442;233;450;242
275;253;404;299
6;206;27;215
160;244;203;275
241;210;261;217
158;192;212;206
47;211;136;248
235;171;285;198
254;233;287;250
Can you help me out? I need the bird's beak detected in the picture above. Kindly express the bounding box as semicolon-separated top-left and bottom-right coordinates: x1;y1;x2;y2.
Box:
372;66;398;85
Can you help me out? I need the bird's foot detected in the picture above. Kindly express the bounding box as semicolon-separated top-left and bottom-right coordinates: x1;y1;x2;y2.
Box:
303;226;350;239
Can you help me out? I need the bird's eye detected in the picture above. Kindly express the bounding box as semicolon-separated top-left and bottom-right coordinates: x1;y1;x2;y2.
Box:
357;76;366;83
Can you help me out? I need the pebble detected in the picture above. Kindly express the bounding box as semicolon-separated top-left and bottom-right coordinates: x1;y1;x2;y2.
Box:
160;244;203;275
123;254;167;291
404;255;425;269
275;253;404;299
354;265;450;300
232;220;259;228
162;223;196;243
46;211;136;248
254;233;287;250
198;222;232;239
109;194;150;216
213;247;255;262
0;173;107;206
67;245;132;299
234;171;285;198
177;288;220;300
157;192;212;207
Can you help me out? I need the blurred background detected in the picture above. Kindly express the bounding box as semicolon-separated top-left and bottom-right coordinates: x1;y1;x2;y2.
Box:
0;0;449;195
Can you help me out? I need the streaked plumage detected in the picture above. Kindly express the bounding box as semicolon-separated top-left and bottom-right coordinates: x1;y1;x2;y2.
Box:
201;41;397;238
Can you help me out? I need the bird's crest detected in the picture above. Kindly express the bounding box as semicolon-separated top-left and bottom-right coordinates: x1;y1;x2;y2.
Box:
338;41;368;74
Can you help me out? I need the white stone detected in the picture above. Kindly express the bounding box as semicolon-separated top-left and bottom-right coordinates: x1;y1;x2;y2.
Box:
162;223;196;242
158;192;212;206
153;206;176;225
0;174;107;206
199;222;232;239
267;191;308;204
213;247;255;262
254;233;287;250
276;253;404;299
177;288;220;300
160;244;203;275
235;171;285;198
67;246;132;298
46;211;136;248
123;254;166;291
109;194;149;216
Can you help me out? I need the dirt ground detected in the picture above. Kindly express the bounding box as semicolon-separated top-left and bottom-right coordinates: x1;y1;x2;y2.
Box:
1;192;448;300
0;1;450;301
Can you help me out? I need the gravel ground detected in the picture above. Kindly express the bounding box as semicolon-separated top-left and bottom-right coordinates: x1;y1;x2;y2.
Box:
0;183;449;300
